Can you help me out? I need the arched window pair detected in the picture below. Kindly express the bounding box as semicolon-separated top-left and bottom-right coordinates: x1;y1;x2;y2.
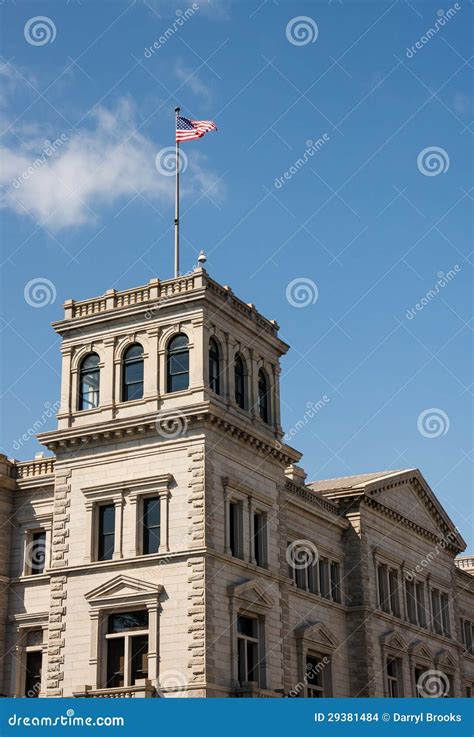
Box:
234;354;271;424
78;344;145;410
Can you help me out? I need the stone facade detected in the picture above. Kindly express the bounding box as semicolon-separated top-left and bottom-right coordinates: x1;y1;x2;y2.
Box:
0;270;472;698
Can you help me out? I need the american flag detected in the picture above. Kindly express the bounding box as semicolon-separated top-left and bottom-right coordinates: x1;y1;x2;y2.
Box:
176;116;217;142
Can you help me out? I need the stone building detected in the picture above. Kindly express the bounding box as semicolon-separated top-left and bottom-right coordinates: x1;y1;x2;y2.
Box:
0;269;472;698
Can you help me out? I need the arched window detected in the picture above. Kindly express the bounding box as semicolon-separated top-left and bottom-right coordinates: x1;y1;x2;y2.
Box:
234;354;246;409
122;344;144;402
209;338;221;395
79;353;100;411
258;369;270;423
167;334;189;393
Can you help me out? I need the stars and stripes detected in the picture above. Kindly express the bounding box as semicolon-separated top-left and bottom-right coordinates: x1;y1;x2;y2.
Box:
176;116;217;142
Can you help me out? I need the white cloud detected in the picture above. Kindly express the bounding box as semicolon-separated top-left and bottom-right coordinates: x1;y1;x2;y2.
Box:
174;60;212;100
0;96;223;230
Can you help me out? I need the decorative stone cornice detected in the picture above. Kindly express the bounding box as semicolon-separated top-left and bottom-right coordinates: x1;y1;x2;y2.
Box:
286;480;342;519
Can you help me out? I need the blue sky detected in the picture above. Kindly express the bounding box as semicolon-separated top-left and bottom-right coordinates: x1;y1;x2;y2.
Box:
0;0;472;548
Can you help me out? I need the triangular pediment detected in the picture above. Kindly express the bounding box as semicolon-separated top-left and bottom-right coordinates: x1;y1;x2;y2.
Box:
380;630;408;652
366;470;465;550
85;575;162;605
435;649;457;670
295;621;338;650
228;580;273;610
408;639;434;662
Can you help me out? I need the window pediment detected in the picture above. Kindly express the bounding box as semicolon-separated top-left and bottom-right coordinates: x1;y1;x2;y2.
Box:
380;629;408;653
294;621;338;651
228;580;273;611
408;639;433;661
85;575;162;608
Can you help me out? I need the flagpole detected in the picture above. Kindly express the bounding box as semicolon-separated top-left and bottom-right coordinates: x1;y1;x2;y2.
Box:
174;106;180;278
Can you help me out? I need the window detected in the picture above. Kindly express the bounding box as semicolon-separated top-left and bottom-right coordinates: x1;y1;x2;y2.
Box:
306;655;328;697
414;666;425;697
105;611;149;688
258;370;269;423
167;334;189;393
378;564;400;617
252;512;266;567
122;344;144;401
24;651;42;698
440;593;450;636
234;355;246;409
319;558;330;598
461;618;473;654
229;501;243;559
415;582;427;627
79;353;100;410
330;562;341;604
142;497;160;555
237;616;259;684
29;530;46;575
208;338;221;395
431;588;444;635
406;579;417;623
386;657;402;697
98;504;115;561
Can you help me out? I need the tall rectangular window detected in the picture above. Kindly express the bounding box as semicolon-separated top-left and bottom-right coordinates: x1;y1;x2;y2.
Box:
105;611;149;689
98;504;115;561
229;501;243;559
406;579;417;624
253;512;266;568
440;593;450;636
462;619;473;653
143;497;160;554
319;558;330;599
415;582;426;627
378;564;389;612
24;651;42;697
388;569;400;617
306;655;328;697
29;530;46;575
237;615;259;685
330;562;341;603
431;589;443;635
386;657;402;697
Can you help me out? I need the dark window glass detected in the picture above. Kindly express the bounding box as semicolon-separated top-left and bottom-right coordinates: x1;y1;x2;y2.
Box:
98;504;115;561
389;569;400;617
416;583;426;627
106;638;124;688
463;619;473;653
319;559;330;599
414;667;425;697
386;657;401;697
237;616;258;684
234;355;245;409
378;565;389;612
24;651;42;697
167;334;189;393
143;497;161;554
306;655;325;697
330;562;341;603
108;611;149;634
253;513;265;567
131;635;148;684
406;579;417;623
79;353;100;410
258;370;269;423
30;530;46;575
229;501;242;558
432;589;443;634
440;593;450;636
122;344;144;402
209;338;221;395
